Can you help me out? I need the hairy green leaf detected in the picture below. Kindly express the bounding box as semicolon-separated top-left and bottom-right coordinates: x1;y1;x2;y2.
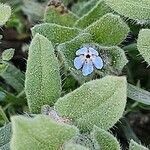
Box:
31;23;80;45
25;34;61;113
75;0;111;29
44;0;78;27
128;83;150;105
0;142;10;150
0;91;6;102
55;76;127;131
0;63;8;74
95;46;128;77
106;46;128;72
64;143;89;150
0;106;9;125
137;29;150;64
2;49;15;61
22;0;46;23
84;13;129;46
91;126;121;150
10;115;78;150
0;123;11;147
0;63;25;93
129;140;148;150
69;133;100;150
58;37;127;82
57;33;93;69
62;0;71;6
0;3;11;26
104;0;150;20
74;0;99;17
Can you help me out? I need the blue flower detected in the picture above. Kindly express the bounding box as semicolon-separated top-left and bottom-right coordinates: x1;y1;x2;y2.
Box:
74;46;104;76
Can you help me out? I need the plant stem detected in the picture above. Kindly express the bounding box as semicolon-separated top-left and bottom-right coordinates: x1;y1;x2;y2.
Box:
0;106;9;123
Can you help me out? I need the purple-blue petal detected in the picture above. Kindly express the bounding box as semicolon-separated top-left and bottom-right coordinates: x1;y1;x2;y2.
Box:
89;47;99;56
76;47;88;55
82;61;94;76
92;56;104;69
74;56;84;70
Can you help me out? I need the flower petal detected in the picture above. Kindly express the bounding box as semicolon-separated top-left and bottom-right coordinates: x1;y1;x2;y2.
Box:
89;47;99;56
74;56;84;69
76;47;88;55
92;56;104;69
82;61;94;76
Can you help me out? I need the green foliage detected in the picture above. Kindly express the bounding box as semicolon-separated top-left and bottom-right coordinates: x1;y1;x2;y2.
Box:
91;126;121;150
31;23;80;45
70;133;100;150
0;63;25;93
0;123;11;148
22;0;47;23
2;49;15;61
104;0;150;20
128;83;150;105
73;0;98;17
0;3;11;26
64;143;89;150
71;1;89;17
0;63;8;75
0;91;6;102
58;35;128;81
94;46;128;78
0;142;10;150
84;13;129;46
6;9;26;34
57;33;93;69
1;0;148;149
129;140;148;150
44;0;78;27
75;0;111;29
137;29;150;64
62;0;72;6
104;46;128;72
55;76;127;131
0;88;25;107
0;0;20;6
0;106;9;125
10;115;79;150
25;34;62;113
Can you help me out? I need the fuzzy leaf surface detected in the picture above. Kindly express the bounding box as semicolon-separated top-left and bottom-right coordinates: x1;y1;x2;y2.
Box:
58;37;127;82
55;76;127;131
64;143;89;150
0;123;11;147
31;23;80;45
91;126;120;150
75;0;111;29
0;63;25;93
129;140;148;150
0;142;10;150
69;133;100;150
44;1;78;27
57;33;93;69
137;29;150;64
2;49;15;61
74;0;99;17
127;83;150;105
0;3;11;26
96;46;128;76
22;0;46;23
104;0;150;20
25;34;61;113
10;115;78;150
84;13;129;46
